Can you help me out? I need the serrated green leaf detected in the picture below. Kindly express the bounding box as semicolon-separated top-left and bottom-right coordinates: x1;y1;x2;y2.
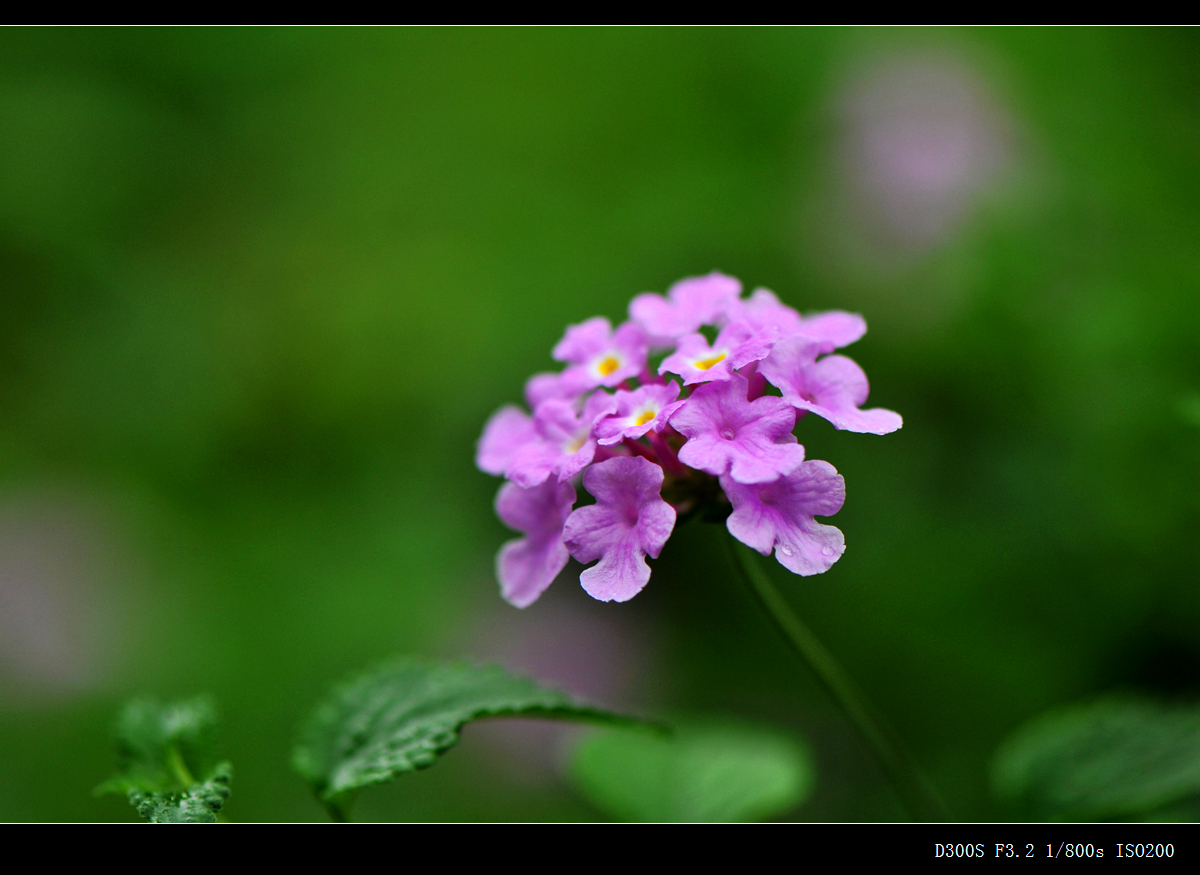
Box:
568;719;815;822
128;762;233;823
96;695;232;823
992;698;1200;820
292;657;642;816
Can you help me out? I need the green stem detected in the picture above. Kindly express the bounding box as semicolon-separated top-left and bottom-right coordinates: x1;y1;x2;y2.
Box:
324;791;357;823
725;538;946;821
167;745;228;822
167;745;196;787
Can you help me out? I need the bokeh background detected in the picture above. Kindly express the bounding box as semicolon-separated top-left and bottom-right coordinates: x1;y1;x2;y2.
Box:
1;27;1198;822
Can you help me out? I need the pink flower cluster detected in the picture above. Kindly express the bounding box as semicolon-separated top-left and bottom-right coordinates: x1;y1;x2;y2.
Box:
477;273;901;608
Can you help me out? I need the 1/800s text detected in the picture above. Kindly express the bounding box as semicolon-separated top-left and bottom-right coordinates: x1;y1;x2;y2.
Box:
935;843;1176;858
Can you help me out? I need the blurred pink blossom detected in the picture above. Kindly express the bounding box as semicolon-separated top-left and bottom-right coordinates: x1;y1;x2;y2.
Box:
0;492;130;696
839;53;1012;247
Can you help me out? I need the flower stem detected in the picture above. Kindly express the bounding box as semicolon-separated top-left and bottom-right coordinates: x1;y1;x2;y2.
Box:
167;745;196;787
167;745;230;822
725;538;946;821
325;791;356;823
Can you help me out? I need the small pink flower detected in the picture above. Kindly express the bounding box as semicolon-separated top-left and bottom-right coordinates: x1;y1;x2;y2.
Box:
795;310;868;353
495;479;577;608
721;460;846;576
628;272;742;340
669;373;805;485
729;288;867;354
726;288;806;337
562;457;676;602
476;406;536;477
524;372;580;408
506;393;617;488
759;336;902;435
658;321;778;386
553;317;648;392
594;382;686;446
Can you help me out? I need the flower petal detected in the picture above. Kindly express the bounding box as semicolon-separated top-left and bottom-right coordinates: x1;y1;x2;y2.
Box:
629;272;741;338
476;406;536;476
497;537;571;608
798;311;867;352
494;479;576;607
594;382;682;445
722;460;846;576
562;457;676;603
670;373;804;484
553;317;613;364
525;372;578;408
761;339;902;435
578;532;651;602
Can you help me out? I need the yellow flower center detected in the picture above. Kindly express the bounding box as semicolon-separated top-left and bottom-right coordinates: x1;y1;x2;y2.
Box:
634;410;656;426
597;355;621;376
694;353;726;371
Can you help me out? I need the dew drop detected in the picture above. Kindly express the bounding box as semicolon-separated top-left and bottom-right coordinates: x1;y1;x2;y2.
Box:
720;428;736;441
820;546;835;557
778;543;794;557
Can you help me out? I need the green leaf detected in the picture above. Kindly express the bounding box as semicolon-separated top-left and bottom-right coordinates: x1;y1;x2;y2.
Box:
568;719;815;822
992;697;1200;820
96;696;232;823
128;762;233;824
292;657;642;818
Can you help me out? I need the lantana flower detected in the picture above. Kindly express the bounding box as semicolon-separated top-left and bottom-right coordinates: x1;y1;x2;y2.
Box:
553;317;648;392
594;382;686;446
475;273;902;608
506;393;618;488
562;457;677;603
628;272;742;340
669;373;805;484
494;479;577;608
477;406;536;477
524;371;580;408
731;288;867;354
721;460;846;576
658;322;778;386
758;336;903;435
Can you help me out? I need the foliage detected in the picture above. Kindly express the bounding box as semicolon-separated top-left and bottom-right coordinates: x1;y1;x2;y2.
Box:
992;698;1200;820
568;719;814;822
127;764;232;824
292;657;642;819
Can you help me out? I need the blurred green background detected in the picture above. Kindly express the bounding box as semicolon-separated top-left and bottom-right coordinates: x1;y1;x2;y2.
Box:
1;27;1198;822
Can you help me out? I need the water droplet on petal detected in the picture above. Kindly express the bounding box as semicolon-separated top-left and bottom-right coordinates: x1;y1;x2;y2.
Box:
820;546;835;557
778;543;794;557
720;428;736;441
